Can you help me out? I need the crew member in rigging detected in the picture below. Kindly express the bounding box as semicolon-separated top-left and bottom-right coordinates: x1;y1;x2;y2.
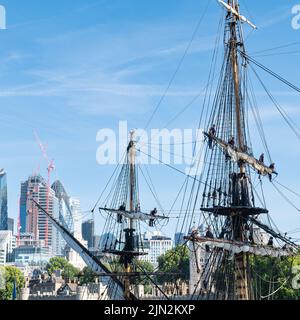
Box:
206;227;214;239
259;153;265;164
268;163;276;182
267;237;274;247
135;203;141;213
228;136;235;148
149;208;157;227
118;202;126;223
205;227;214;252
208;124;216;149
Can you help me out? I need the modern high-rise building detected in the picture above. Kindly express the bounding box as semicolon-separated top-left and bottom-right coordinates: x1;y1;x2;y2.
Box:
93;235;101;249
174;232;185;246
0;230;16;265
20;180;29;234
69;197;82;238
82;220;94;249
20;175;59;249
51;180;74;256
67;198;87;270
140;232;173;267
0;169;8;231
13;233;53;265
51;182;86;269
8;218;14;233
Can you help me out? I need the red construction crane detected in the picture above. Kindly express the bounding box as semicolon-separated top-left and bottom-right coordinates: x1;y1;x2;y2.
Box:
34;130;55;247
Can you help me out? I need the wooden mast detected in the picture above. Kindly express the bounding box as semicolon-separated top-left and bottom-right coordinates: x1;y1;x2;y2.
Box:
124;130;136;299
229;0;249;300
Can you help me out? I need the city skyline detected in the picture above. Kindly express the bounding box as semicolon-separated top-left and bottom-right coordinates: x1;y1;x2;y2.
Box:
0;0;299;241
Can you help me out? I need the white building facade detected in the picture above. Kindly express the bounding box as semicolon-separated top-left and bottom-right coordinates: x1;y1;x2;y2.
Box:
140;232;172;268
0;231;16;266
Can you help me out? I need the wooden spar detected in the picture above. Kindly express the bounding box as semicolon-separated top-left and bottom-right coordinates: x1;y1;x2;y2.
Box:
124;130;136;300
230;1;244;153
229;0;249;300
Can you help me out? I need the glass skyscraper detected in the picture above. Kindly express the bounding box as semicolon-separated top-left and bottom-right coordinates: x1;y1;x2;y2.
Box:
0;169;8;231
20;180;28;233
82;219;95;249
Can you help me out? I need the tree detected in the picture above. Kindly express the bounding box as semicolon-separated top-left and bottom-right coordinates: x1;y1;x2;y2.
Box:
134;260;154;283
78;267;99;285
46;257;79;281
157;245;189;284
46;257;69;276
0;266;25;301
62;264;80;282
252;253;300;300
134;260;154;294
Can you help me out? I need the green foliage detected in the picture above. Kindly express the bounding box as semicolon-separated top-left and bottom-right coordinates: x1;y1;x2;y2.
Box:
105;258;126;273
253;253;300;300
46;257;69;275
134;260;154;281
134;260;154;294
62;264;80;282
46;257;80;281
157;245;189;284
0;266;25;301
78;267;99;285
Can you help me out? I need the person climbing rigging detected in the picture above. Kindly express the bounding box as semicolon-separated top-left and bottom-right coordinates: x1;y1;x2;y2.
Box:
205;227;214;252
208;124;216;149
149;208;157;227
118;202;126;223
135;203;141;213
268;163;276;181
205;227;214;239
119;203;126;211
228;136;235;148
259;153;265;164
267;237;274;247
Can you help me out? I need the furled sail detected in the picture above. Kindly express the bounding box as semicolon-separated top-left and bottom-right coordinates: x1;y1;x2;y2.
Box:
187;236;296;258
99;207;168;222
204;132;278;177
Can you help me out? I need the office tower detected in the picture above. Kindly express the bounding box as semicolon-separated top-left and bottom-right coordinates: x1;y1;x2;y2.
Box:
82;220;94;249
174;232;185;246
0;231;15;265
20;175;58;248
69;197;82;238
20;180;29;234
139;232;172;268
0;169;8;231
93;235;101;249
51;180;73;256
7;218;14;233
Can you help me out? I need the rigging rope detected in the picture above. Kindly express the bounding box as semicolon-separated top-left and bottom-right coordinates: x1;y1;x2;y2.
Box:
250;65;300;140
138;0;212;142
271;182;300;213
240;50;300;94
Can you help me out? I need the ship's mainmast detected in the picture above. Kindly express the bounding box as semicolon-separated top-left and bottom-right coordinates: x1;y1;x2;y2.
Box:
197;0;265;300
228;0;249;300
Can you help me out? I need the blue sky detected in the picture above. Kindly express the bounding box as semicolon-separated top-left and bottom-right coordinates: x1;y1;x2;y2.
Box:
1;0;300;239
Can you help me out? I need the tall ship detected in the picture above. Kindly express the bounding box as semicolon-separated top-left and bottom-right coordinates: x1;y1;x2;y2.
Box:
34;0;299;300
